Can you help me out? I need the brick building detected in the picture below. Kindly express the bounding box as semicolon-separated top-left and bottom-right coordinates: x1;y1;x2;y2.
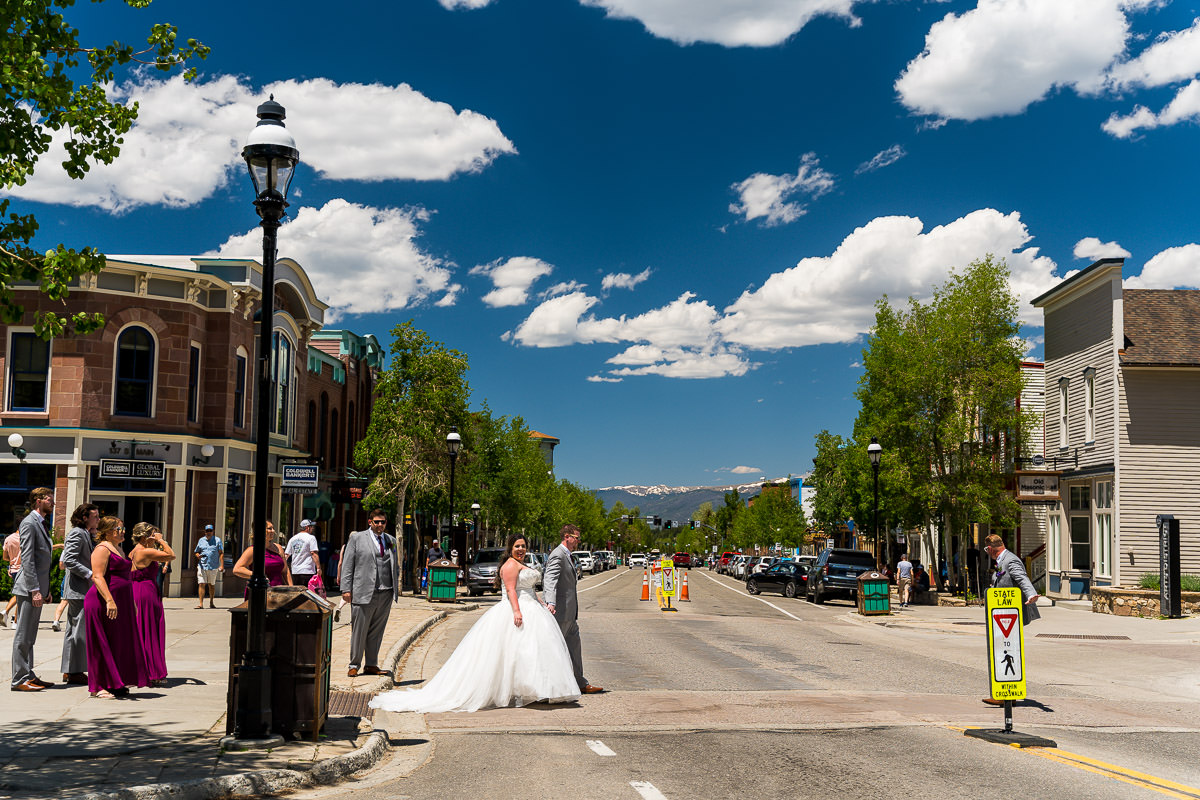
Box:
0;255;380;597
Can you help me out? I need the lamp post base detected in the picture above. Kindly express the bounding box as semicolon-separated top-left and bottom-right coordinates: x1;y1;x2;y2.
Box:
219;733;286;752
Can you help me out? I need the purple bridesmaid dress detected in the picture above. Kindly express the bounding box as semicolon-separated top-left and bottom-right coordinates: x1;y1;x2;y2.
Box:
242;546;290;598
84;549;150;693
131;561;168;682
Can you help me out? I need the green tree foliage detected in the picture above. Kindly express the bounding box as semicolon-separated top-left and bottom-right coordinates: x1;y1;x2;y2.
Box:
355;321;470;570
1;1;208;337
855;255;1032;578
730;484;806;550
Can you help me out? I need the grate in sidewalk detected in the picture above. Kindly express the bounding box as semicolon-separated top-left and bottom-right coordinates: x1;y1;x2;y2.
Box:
1035;634;1131;641
328;690;376;719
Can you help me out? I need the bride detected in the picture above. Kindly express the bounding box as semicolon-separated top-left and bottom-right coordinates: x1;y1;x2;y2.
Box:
369;533;581;713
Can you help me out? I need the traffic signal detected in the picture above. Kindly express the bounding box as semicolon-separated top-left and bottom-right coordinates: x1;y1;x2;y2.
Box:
664;519;673;529
690;520;697;529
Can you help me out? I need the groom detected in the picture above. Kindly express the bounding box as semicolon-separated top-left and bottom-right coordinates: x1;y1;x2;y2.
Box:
543;524;604;694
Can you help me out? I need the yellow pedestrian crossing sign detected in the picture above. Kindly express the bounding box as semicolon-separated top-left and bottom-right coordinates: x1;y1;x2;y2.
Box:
986;587;1027;701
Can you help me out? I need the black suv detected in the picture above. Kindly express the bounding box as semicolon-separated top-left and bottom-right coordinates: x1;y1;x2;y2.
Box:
805;548;876;604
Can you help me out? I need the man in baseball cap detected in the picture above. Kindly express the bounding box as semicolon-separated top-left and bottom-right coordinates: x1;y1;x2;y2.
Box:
285;519;321;588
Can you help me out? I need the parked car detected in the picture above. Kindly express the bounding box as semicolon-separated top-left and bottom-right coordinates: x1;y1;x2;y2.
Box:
749;555;775;575
746;560;809;598
593;550;614;571
629;553;646;568
466;547;506;596
732;554;751;580
672;552;692;568
575;551;596;574
806;548;877;604
524;552;545;590
717;551;737;574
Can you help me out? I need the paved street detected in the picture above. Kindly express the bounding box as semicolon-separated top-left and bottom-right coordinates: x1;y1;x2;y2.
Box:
305;567;1200;800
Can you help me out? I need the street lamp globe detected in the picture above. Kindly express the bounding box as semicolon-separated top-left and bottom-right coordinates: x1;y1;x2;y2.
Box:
242;96;299;205
446;427;462;457
867;437;882;467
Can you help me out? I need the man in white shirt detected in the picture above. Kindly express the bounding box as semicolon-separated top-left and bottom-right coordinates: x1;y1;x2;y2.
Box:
896;553;913;608
285;519;321;588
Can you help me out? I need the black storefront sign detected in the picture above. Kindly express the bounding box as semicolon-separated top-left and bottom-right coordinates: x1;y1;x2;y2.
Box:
99;459;166;481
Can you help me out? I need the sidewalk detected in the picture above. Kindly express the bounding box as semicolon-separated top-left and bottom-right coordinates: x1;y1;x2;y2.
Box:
0;589;481;800
846;590;1200;644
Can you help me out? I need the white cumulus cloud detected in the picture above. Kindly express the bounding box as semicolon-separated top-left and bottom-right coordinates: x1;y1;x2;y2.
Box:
578;0;865;47
1102;79;1200;138
896;0;1129;121
1073;237;1131;260
1125;244;1200;289
212;199;455;319
718;208;1059;348
470;256;554;307
5;74;515;211
1105;16;1200;91
439;0;494;8
602;268;652;291
729;153;834;226
730;465;762;475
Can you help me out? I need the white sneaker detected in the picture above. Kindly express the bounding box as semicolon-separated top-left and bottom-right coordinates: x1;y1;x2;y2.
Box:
52;620;62;632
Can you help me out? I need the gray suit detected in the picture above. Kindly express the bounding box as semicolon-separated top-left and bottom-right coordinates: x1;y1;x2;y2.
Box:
543;543;587;689
59;525;94;674
11;510;52;687
992;548;1041;625
339;528;398;670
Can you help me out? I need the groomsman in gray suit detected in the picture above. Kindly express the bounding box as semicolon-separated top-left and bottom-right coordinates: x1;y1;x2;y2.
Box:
59;503;98;685
543;524;604;694
339;509;398;677
11;487;55;692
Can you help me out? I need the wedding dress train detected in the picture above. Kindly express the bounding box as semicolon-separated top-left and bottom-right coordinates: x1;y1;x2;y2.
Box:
368;566;581;712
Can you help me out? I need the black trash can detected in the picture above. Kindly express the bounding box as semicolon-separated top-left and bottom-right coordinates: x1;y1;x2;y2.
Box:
226;586;333;741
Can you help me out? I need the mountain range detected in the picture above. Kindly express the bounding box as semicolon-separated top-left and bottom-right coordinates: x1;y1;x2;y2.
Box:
592;481;771;524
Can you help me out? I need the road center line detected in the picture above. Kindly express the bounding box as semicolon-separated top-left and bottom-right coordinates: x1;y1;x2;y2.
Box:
693;570;809;621
630;780;669;799
585;739;616;756
579;569;630;593
1025;747;1200;799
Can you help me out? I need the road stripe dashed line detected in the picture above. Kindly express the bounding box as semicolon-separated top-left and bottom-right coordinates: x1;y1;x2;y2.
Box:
630;780;669;799
585;739;616;756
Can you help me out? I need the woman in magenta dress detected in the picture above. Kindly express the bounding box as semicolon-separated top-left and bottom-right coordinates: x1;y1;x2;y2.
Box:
84;517;148;698
129;522;176;687
233;520;292;593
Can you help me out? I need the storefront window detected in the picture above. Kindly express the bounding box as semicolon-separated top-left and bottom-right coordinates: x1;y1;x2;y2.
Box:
8;332;50;412
114;326;156;417
1048;515;1062;572
1095;480;1113;577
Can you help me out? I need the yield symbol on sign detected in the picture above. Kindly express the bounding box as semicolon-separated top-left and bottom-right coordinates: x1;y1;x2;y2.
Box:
993;610;1018;638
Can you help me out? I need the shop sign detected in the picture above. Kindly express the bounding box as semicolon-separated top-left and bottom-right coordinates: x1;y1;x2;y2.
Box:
282;464;319;489
99;459;166;481
1016;471;1059;501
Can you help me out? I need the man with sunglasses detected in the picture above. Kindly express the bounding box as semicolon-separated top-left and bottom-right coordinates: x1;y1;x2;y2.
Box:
340;510;399;678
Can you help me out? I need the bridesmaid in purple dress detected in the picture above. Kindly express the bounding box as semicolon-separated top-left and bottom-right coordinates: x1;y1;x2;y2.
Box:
84;517;148;698
130;522;176;687
233;520;293;593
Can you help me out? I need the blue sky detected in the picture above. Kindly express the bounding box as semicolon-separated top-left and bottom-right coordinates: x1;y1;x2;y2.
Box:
13;0;1200;490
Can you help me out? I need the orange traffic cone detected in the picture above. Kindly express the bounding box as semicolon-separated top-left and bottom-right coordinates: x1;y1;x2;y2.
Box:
680;570;690;601
640;569;650;601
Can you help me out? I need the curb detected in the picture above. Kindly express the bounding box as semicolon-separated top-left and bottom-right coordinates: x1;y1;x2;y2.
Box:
62;601;482;800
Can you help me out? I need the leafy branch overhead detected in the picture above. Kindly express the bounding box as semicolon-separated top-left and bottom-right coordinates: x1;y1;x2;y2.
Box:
1;0;209;338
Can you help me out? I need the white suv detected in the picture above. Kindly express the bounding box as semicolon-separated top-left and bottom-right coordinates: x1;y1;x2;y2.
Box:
628;553;646;568
576;551;595;574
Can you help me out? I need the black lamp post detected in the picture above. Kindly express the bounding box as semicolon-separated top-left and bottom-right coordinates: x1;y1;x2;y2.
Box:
471;501;480;553
868;437;882;569
446;427;461;559
237;96;298;741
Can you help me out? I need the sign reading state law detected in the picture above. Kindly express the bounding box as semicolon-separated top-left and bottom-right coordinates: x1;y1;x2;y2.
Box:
1016;471;1060;502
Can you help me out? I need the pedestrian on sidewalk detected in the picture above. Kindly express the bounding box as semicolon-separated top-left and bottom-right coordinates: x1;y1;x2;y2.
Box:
59;503;98;686
896;553;913;608
340;509;398;677
3;528;21;628
130;523;175;687
232;520;291;592
193;525;223;609
285;519;321;588
85;516;148;698
11;487;56;692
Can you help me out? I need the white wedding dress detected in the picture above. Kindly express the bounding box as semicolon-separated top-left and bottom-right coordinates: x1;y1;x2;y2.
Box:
369;566;581;712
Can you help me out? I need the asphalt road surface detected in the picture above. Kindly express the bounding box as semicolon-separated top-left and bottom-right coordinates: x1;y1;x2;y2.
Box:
298;568;1200;800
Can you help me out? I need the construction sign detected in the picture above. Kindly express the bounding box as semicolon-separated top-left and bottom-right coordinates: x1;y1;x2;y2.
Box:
659;558;677;599
985;587;1027;701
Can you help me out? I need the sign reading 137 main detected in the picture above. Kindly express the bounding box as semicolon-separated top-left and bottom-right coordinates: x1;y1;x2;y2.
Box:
985;587;1027;701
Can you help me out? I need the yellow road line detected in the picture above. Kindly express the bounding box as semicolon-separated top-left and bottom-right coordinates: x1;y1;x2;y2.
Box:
953;726;1200;799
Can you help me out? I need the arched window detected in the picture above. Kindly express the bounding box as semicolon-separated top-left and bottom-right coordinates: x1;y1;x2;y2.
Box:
272;332;292;436
319;392;328;464
330;408;339;470
114;326;155;416
307;401;317;453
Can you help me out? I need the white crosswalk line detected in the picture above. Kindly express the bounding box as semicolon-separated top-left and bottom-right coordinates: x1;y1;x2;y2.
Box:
630;781;669;799
586;739;616;756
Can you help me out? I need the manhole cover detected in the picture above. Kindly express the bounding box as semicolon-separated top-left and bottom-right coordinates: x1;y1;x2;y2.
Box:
328;690;376;718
